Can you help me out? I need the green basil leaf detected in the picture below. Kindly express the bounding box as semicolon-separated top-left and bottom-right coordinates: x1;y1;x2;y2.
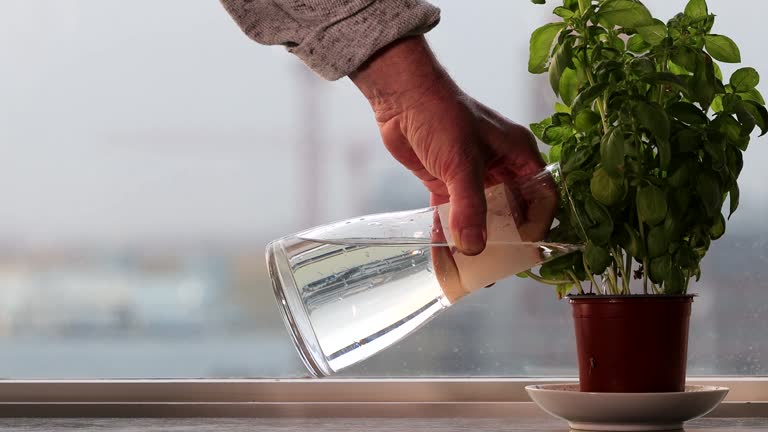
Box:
704;34;742;63
549;144;563;163
540;261;566;281
637;184;668;226
634;101;671;141
647;225;669;258
664;214;683;240
549;42;571;95
627;34;650;53
571;82;609;113
636;20;667;46
709;213;726;240
559;68;580;106
599;0;654;28
562;145;595;173
674;129;702;153
629;57;655;76
730;67;760;92
665;266;685;295
691;54;716;110
667;101;709;125
574;110;602;132
542;125;570;144
640;72;689;95
600;126;625;177
649;255;671;284
704;136;726;171
696;172;723;218
668;162;691;188
585;242;612;275
565;170;591;188
729;182;740;219
556;283;574;299
684;0;708;19
671;45;698;72
711;95;724;113
619;223;645;260
590;167;626;206
734;101;758;136
676;245;698;268
726;144;744;178
555;102;572;113
658;139;672;170
739;88;766;105
553;6;575;18
743;100;768;136
714;114;744;143
722;93;741;114
529;23;566;74
530;118;552;142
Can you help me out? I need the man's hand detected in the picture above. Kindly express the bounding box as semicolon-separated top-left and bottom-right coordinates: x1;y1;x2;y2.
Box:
350;36;546;256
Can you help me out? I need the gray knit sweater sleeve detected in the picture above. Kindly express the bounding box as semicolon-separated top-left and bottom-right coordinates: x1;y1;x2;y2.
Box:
219;0;441;80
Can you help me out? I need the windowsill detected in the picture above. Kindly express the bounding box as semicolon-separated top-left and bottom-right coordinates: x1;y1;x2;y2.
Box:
0;378;766;418
0;418;768;432
1;418;767;432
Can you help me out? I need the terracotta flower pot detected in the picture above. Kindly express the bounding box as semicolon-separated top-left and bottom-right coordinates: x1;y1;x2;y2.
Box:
570;295;694;393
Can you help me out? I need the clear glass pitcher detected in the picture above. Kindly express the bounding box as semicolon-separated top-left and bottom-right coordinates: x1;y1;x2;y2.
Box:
266;163;582;376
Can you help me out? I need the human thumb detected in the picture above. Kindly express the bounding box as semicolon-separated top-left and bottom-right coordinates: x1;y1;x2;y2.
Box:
445;166;487;256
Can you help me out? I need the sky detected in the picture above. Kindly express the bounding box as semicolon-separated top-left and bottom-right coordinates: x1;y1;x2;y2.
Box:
0;0;766;249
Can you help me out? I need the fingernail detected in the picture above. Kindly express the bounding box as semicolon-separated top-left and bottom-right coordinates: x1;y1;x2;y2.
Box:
459;227;486;256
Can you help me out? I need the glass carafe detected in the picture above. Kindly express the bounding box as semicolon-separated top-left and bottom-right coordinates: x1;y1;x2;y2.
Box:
267;163;582;376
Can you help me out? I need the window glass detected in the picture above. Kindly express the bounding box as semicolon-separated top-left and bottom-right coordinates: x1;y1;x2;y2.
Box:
0;0;765;378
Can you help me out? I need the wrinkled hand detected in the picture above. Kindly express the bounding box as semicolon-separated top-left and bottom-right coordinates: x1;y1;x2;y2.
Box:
351;36;547;255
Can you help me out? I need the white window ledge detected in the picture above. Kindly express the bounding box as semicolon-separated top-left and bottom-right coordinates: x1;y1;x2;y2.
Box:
0;378;766;418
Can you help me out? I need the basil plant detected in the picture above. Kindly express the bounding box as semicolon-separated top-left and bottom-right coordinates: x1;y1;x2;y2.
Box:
525;0;766;297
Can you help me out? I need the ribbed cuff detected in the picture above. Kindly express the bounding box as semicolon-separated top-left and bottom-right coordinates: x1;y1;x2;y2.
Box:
289;0;441;81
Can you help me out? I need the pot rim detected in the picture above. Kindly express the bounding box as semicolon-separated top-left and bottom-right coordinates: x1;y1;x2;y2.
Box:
567;293;696;303
567;294;697;298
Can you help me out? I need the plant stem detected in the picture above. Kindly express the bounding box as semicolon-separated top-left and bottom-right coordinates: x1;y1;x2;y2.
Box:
607;265;619;295
524;270;572;286
657;52;668;105
575;7;609;134
568;271;585;295
582;253;600;293
610;247;630;294
624;252;632;293
651;282;661;295
637;206;649;294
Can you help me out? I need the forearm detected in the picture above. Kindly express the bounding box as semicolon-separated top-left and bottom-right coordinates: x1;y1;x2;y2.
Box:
219;0;441;80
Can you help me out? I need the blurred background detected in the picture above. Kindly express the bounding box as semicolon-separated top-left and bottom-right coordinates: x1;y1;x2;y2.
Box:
0;0;765;379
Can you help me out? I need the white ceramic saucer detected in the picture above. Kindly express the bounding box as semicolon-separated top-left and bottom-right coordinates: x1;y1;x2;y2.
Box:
526;383;729;431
